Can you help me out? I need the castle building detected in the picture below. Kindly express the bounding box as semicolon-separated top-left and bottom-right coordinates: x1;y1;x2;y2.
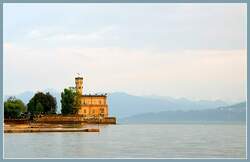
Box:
75;77;108;118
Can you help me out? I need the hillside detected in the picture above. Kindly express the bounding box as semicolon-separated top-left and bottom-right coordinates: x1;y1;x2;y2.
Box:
108;92;227;118
120;102;246;123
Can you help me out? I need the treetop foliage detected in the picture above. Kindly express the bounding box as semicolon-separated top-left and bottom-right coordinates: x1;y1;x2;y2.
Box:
4;97;27;119
61;88;81;115
27;92;57;114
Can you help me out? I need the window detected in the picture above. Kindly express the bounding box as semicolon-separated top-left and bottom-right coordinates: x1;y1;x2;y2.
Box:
99;100;102;104
92;110;95;114
84;109;86;113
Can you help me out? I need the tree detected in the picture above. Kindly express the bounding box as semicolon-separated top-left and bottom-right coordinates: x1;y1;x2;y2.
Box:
36;102;44;114
73;92;81;114
46;92;57;113
27;92;57;114
4;97;27;119
27;98;36;114
61;88;81;115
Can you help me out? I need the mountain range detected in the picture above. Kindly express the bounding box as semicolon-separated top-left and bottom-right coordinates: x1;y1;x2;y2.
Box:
120;102;246;123
5;90;245;122
108;92;228;118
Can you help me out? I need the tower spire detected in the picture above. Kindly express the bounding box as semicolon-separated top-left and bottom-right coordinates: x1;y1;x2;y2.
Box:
75;75;83;95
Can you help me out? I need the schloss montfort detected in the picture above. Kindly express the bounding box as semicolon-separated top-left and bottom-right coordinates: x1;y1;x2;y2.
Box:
36;76;116;124
5;76;116;125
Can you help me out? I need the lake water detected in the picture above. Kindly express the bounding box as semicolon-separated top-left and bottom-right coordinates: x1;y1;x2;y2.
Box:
4;123;246;159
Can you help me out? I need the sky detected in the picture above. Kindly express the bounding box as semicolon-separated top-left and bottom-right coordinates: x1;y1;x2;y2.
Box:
3;3;247;102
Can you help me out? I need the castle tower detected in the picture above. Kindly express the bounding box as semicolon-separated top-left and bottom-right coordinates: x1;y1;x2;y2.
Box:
75;77;83;95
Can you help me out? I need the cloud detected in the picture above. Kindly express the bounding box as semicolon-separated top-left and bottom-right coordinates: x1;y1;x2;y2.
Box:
4;43;246;102
26;25;118;44
4;4;246;50
28;29;42;38
3;3;246;102
3;42;13;49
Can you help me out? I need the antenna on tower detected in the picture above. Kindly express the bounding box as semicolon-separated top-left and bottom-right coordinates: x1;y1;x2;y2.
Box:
77;73;80;77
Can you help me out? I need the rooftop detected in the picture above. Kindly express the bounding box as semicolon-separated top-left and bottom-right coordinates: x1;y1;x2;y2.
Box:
82;94;107;97
75;77;83;80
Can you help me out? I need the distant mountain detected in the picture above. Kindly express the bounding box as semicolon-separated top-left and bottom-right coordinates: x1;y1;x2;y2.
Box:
120;102;246;123
217;102;246;112
108;92;228;118
5;91;230;118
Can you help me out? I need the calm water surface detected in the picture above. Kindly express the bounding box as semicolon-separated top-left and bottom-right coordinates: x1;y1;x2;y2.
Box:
4;123;246;158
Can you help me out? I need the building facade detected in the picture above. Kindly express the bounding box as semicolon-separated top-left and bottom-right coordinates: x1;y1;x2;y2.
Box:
75;77;109;118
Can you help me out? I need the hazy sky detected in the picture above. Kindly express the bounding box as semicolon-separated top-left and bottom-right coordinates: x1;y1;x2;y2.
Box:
4;3;246;102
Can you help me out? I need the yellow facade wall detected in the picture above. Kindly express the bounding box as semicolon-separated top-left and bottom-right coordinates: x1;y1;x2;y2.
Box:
78;96;108;118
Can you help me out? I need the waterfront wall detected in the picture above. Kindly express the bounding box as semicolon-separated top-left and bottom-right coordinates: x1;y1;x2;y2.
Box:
34;115;116;124
4;115;116;124
4;119;30;124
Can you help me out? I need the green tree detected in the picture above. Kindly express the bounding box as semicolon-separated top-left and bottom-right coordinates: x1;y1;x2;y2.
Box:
61;88;81;115
27;98;36;114
46;92;57;113
27;92;57;114
4;97;27;119
36;102;44;114
73;92;81;114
